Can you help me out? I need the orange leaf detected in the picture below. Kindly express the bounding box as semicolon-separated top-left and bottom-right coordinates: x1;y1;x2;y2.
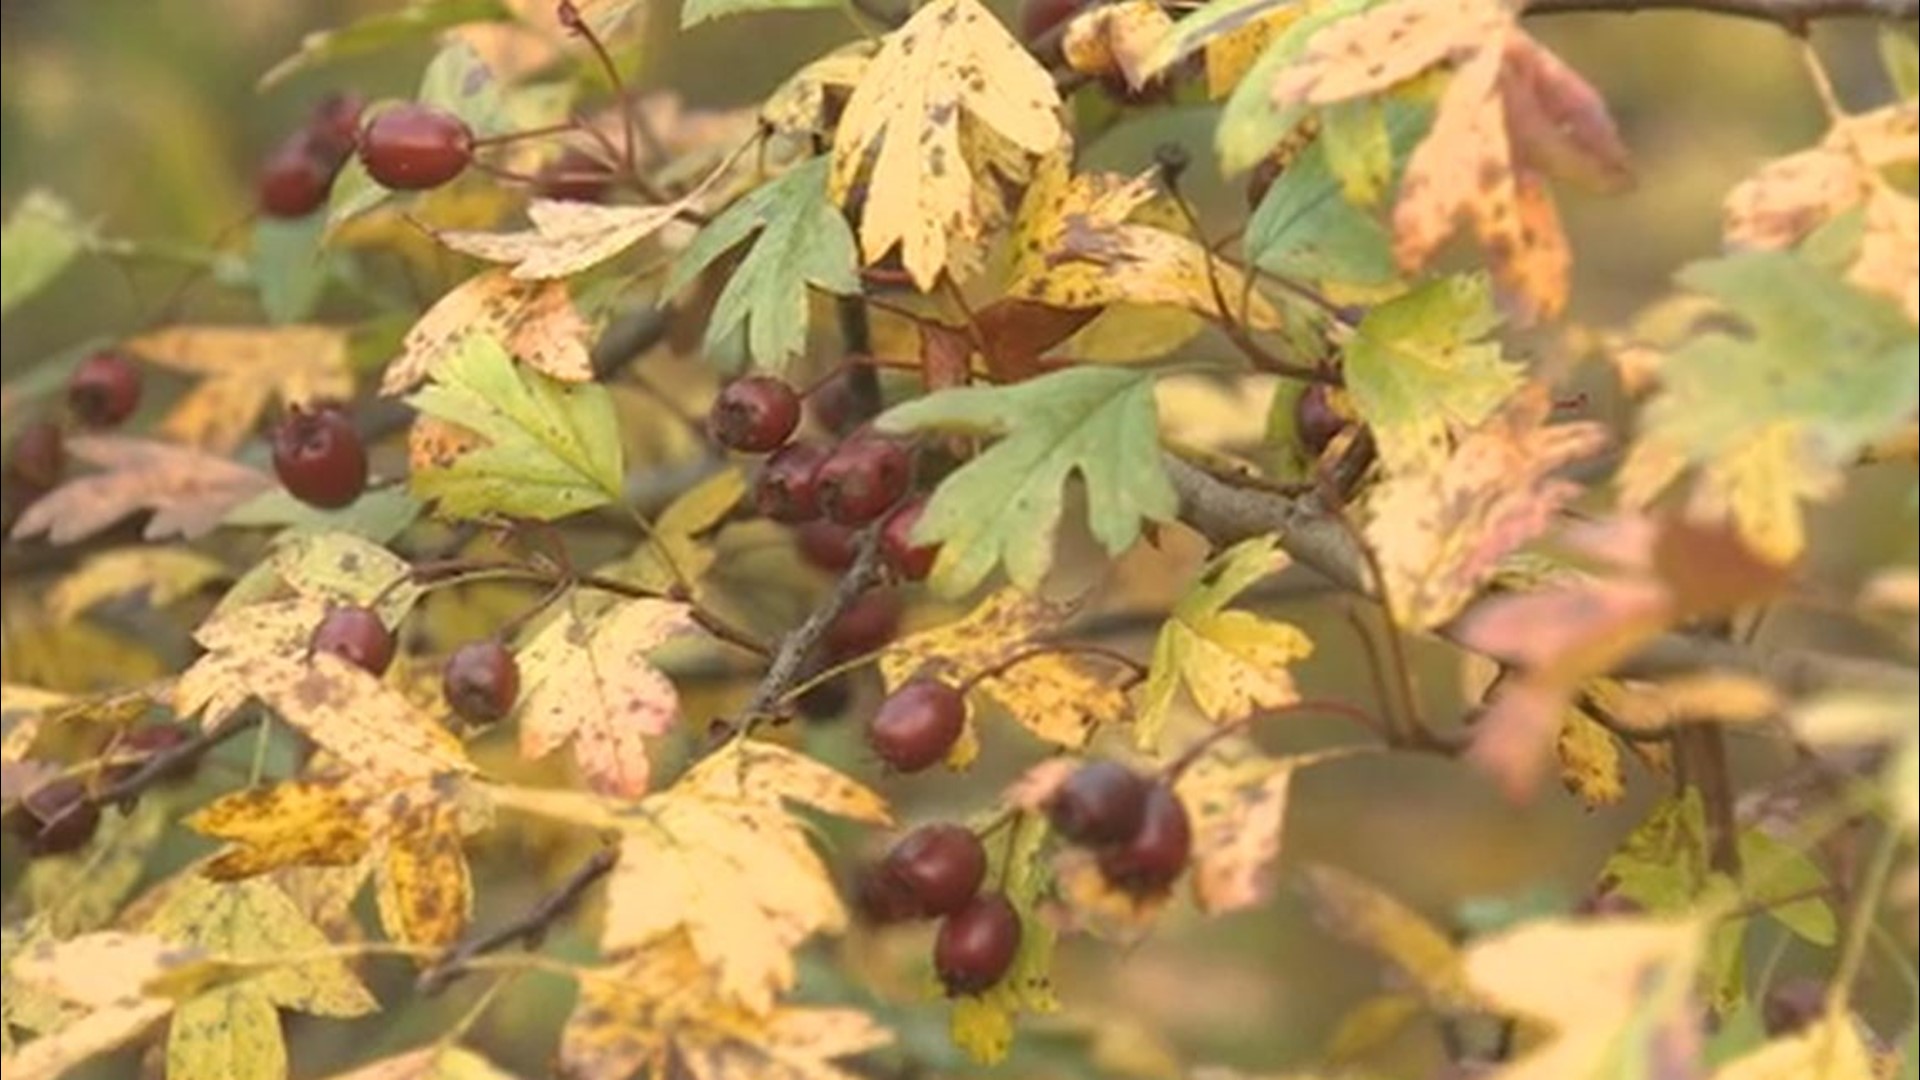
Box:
381;269;593;395
1499;32;1632;194
126;325;353;453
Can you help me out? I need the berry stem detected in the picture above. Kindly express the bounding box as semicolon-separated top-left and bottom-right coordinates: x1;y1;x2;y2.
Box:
557;0;640;182
1162;697;1387;781
734;525;889;735
41;711;263;834
418;844;619;995
469;120;586;149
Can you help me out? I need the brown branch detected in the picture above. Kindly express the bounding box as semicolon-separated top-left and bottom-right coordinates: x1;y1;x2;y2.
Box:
418;845;619;995
39;712;262;833
738;528;888;726
1524;0;1917;25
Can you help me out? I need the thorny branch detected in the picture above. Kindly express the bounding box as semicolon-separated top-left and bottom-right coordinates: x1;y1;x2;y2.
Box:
418;845;620;995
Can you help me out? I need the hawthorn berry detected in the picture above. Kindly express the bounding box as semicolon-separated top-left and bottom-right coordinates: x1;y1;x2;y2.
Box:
710;376;802;453
10;778;99;856
1294;383;1345;459
867;678;966;773
443;640;520;725
1096;782;1191;895
809;367;872;436
8;421;65;491
310;606;396;676
1047;760;1150;846
67;351;142;428
358;103;473;191
795;519;859;573
853;862;921;926
306;92;366;164
816;438;911;526
105;724;196;787
271;403;368;509
880;496;938;581
882;824;987;917
258;135;336;218
755;442;829;523
537;148;616;202
934;892;1022;996
824;590;901;659
1018;0;1084;59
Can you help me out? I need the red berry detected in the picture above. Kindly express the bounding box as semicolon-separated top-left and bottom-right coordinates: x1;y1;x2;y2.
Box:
258;135;336;219
1096;783;1191;895
816;438;911;526
106;724;196;787
307;92;366;165
1018;0;1084;58
882;824;987;917
1295;383;1345;459
271;403;368;509
67;351;142;429
310;606;396;676
8;421;65;491
809;368;870;436
853;862;921;926
934;892;1022;996
755;442;829;523
1047;760;1150;846
824;590;900;659
866;678;965;773
443;640;520;725
536;148;615;202
795;519;859;573
880;496;938;581
11;778;99;856
710;376;802;453
358;103;473;191
1761;976;1827;1037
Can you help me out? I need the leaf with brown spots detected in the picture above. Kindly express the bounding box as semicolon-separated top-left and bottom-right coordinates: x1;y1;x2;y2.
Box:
381;269;593;396
1061;1;1174;90
10;436;274;545
126;325;354;453
436;191;712;280
1137;0;1302;98
188;780;373;880
1177;746;1327;914
828;0;1064;289
1556;707;1626;809
373;792;473;949
878;587;1131;751
1;930;181;1080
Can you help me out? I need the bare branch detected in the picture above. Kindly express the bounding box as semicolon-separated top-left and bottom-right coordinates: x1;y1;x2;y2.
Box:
1525;0;1917;26
418;845;619;995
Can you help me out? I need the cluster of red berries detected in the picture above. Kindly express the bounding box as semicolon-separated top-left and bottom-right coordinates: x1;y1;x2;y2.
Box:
7;724;195;856
4;348;147;527
859;824;1023;996
1047;760;1193;898
258;95;476;218
258;94;366;219
310;606;520;728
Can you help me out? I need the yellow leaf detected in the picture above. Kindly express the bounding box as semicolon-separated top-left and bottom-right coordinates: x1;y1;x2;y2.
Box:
1138;536;1312;751
188;780;373;880
1325;992;1424;1064
1694;420;1839;566
381;269;593;396
1464;916;1704;1080
125;325;352;453
10;436;274;545
321;1044;521;1080
1062;2;1174;90
1710;1007;1878;1080
1298;862;1480;1011
601;465;747;596
1851;186;1917;324
438;193;708;280
1177;748;1304;914
1;605;166;694
1204;11;1301;101
0;998;171;1080
1008;156;1282;326
1555;707;1624;809
46;546;225;624
11;930;198;1008
144;875;375;1016
878;587;1130;749
518;597;697;798
829;0;1064;289
374;794;473;948
23;796;170;935
761;41;877;137
1724;103;1917;256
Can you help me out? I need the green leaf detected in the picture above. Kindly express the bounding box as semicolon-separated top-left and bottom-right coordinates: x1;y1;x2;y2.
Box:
950;813;1057;1064
252;215;327;324
681;0;839;26
419;40;507;136
1704;1000;1767;1067
1343;274;1522;469
224;486;423;543
1882;26;1919;101
1244;107;1427;287
1216;0;1379;175
877;366;1177;595
1603;789;1711;913
1737;828;1836;946
2;191;89;314
1319;98;1391;206
666;157;859;372
325;155;389;233
407;334;625;521
260;0;507;87
1899;1028;1918;1080
1140;0;1302;79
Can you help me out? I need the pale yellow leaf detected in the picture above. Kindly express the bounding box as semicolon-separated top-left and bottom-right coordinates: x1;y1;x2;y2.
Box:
11;436;273;545
0;998;171;1080
438;194;704;280
1062;1;1175;90
46;546;225;623
321;1045;521;1080
1178;750;1298;914
382;269;593;395
1268;0;1504;105
1710;1008;1878;1080
126;325;353;453
1298;862;1479;1011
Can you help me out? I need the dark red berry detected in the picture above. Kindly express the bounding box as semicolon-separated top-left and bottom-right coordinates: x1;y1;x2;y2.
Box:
816;438;911;526
795;662;854;721
710;376;802;453
755;442;829;523
536;148;616;202
258;135;335;218
358;103;473;191
1047;760;1150;846
310;606;396;676
67;351;142;429
1018;0;1084;59
795;519;860;573
307;93;366;165
1096;783;1191;895
867;678;966;773
105;724;196;787
935;892;1022;996
883;824;987;917
11;778;99;856
1761;976;1827;1037
853;862;921;926
443;640;520;725
1295;383;1345;459
809;368;870;436
824;590;900;659
880;497;938;581
271;404;368;509
8;421;65;491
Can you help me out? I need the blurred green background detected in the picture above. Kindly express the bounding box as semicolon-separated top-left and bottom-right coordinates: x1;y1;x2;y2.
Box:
2;3;1913;1078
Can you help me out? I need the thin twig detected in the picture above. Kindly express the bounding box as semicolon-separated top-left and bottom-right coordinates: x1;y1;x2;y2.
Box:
418;846;620;995
738;527;888;727
39;713;263;834
1523;0;1916;27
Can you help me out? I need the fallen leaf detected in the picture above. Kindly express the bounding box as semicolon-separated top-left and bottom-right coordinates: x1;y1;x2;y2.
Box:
126;325;353;453
11;436;274;545
381;269;593;396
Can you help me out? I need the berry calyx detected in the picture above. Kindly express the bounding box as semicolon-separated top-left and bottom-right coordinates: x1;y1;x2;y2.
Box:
755;442;829;523
105;724;196;787
537;148;616;203
443;640;520;725
816;438;911;526
867;678;966;773
271;403;368;510
67;351;143;429
823;590;900;660
1096;782;1191;895
310;606;396;676
882;823;988;917
710;376;802;453
1047;760;1150;846
795;519;859;573
934;892;1022;996
880;496;938;581
358;103;473;191
10;778;100;856
258;135;336;219
8;421;66;491
1294;383;1345;459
